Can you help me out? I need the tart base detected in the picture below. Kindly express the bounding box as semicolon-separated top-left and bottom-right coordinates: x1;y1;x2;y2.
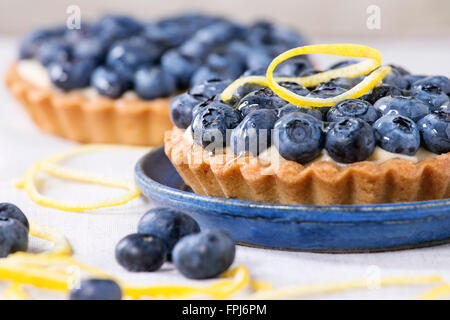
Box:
5;62;173;146
165;127;450;205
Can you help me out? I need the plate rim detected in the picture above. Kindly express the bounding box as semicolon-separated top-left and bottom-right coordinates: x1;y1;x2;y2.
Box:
135;147;450;223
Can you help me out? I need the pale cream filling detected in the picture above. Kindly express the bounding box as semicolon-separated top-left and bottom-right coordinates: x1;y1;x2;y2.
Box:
17;59;139;99
183;126;436;166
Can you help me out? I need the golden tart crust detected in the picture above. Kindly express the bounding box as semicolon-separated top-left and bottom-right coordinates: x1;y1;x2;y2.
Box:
165;127;450;205
5;62;173;146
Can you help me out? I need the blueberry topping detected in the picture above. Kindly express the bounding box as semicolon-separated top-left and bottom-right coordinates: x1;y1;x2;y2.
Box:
19;28;61;59
328;60;357;70
37;40;71;66
115;233;166;272
404;74;427;90
382;69;409;90
230;109;278;156
134;66;176;100
279;82;310;96
188;79;232;100
0;217;28;258
73;37;108;63
325;118;376;163
161;49;200;89
373;115;420;155
307;85;347;99
138;207;200;259
374;96;430;122
91;66;129;99
70;279;122;300
192;102;241;148
274;113;324;164
0;203;29;230
48;60;95;91
327;99;379;124
412;84;449;111
361;84;404;105
173;229;235;279
412;76;450;95
170;93;204;129
191;96;220;119
388;64;410;76
275;58;312;77
278;104;323;120
418;111;450;154
236;87;287;117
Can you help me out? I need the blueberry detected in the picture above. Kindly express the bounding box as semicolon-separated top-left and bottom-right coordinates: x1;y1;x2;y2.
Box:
279;82;310;96
91;66;129;99
0;203;29;230
73;37;108;63
245;47;272;70
173;229;235;279
325;118;376;163
236;88;287;117
388;64;410;76
307;85;347;99
48;60;95;91
191;102;241;148
412;76;450;95
19;28;62;59
374;96;430;122
373;115;420;155
0;218;28;258
106;38;160;79
382;69;409;89
278;104;323;120
418;111;450;154
137;207;200;258
404;75;427;89
188;79;232;100
178;38;211;60
115;233;166;272
274;113;324;164
94;15;142;40
193;21;237;45
361;84;404;105
170;93;204;129
70;279;122;300
192;96;220;120
275;58;312;77
230;109;278;156
328;60;357;70
412;84;449;111
37;40;71;66
134;66;176;100
320;77;354;90
206;53;243;79
242;68;267;77
143;23;186;49
190;66;228;87
232;82;266;102
327;99;379;124
161;50;199;89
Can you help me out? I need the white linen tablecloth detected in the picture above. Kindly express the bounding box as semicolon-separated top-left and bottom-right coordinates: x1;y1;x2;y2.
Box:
1;36;449;300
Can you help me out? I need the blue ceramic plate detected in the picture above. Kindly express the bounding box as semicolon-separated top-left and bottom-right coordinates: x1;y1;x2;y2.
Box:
135;147;450;252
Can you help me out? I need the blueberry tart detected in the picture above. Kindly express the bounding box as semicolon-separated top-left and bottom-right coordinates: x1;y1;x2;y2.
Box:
5;14;307;145
165;57;450;204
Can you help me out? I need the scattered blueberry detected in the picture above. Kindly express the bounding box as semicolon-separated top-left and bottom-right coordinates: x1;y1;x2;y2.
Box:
134;66;176;100
91;66;130;99
374;96;430;122
418;111;450;154
325;118;376;163
327;99;379;124
373;115;420;155
191;102;241;148
274;113;324;163
0;203;29;230
138;207;200;259
230;109;278;155
48;60;95;90
0;217;28;258
173;229;235;279
115;233;166;272
70;279;122;300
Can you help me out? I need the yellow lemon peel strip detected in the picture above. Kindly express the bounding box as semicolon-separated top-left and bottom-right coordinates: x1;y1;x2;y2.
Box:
413;283;450;300
2;283;30;300
14;144;149;212
221;44;391;107
247;275;442;299
29;221;71;256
